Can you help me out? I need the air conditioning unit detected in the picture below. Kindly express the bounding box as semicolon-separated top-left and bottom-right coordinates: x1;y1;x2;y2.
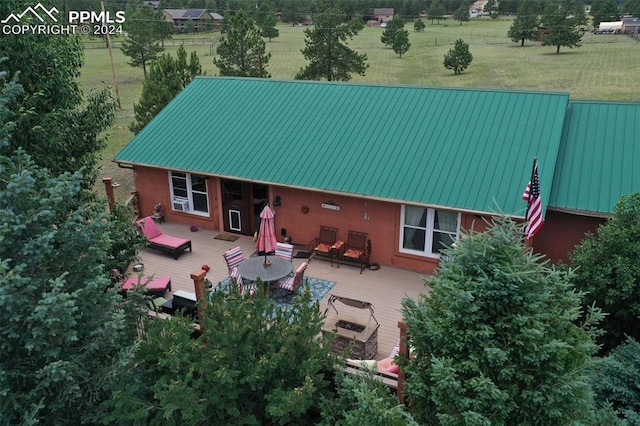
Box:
172;198;190;212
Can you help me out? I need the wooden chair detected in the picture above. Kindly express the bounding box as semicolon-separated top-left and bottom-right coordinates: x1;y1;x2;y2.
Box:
308;226;339;264
340;230;371;274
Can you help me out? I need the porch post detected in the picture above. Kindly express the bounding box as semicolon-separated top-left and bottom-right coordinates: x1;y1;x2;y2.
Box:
102;177;116;211
191;269;207;322
397;318;408;404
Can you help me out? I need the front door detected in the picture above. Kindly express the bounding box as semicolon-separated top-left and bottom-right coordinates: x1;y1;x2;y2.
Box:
221;180;268;236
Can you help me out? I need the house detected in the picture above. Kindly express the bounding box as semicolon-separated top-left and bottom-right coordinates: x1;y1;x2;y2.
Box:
162;9;211;32
114;78;640;273
142;1;161;10
209;12;223;31
622;17;640;33
373;8;394;23
469;0;489;16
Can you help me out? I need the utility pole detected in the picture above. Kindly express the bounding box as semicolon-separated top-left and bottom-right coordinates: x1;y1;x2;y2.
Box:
102;1;122;109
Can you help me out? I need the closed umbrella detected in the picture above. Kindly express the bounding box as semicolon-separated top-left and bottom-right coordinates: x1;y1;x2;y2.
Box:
256;205;277;263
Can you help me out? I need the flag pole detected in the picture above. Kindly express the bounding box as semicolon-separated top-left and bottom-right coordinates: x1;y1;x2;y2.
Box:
524;157;538;219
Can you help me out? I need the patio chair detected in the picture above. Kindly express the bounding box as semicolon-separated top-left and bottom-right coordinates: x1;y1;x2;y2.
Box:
223;246;245;274
278;262;308;293
230;266;257;296
340;230;371;274
275;242;294;262
136;216;192;260
308;226;339;264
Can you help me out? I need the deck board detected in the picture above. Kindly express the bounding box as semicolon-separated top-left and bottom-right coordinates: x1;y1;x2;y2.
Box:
133;221;431;359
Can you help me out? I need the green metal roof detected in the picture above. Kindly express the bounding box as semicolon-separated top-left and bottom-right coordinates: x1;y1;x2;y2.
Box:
115;77;570;217
549;101;640;216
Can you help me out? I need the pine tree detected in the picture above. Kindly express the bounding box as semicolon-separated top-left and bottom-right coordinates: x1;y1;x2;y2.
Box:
414;19;426;32
454;4;471;24
401;216;604;424
214;9;271;77
120;6;166;78
130;45;203;134
541;0;585;53
392;29;411;57
443;38;473;74
295;0;368;81
381;15;405;47
508;0;541;46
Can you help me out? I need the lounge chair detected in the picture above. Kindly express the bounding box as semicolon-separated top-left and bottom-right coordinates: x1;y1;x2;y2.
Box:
278;262;308;293
121;275;172;298
136;216;192;259
275;242;294;262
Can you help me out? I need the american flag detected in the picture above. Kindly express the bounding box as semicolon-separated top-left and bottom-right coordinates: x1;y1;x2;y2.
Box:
523;163;543;239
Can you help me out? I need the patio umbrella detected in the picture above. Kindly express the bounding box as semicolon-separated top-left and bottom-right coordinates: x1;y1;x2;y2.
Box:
256;205;277;262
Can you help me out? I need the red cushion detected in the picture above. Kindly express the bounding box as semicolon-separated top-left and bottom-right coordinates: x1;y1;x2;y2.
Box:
315;243;331;253
344;249;363;259
121;276;171;291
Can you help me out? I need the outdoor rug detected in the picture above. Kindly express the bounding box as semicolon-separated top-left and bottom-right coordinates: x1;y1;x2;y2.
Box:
214;233;239;242
215;276;335;310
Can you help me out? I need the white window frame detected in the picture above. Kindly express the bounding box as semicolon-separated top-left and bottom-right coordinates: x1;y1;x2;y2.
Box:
399;205;460;258
169;171;209;216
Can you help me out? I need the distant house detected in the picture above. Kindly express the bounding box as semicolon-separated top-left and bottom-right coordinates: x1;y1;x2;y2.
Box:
209;12;223;31
113;77;640;273
373;8;394;23
469;0;489;16
143;1;161;10
622;17;640;33
163;9;211;32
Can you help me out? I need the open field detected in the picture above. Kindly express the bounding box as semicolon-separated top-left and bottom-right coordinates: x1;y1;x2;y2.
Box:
79;19;640;197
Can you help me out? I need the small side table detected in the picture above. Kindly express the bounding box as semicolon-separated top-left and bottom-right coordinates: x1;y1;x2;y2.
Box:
151;213;165;224
330;240;345;268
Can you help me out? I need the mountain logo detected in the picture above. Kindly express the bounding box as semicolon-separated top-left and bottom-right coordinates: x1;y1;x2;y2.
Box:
1;3;59;24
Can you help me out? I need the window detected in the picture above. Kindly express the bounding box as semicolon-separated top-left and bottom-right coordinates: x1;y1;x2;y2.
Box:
169;171;209;215
399;205;459;257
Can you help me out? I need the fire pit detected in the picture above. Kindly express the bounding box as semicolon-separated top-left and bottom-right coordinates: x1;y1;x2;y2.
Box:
322;295;379;359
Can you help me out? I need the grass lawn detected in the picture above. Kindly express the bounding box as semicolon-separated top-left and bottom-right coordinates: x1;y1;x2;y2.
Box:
80;19;640;198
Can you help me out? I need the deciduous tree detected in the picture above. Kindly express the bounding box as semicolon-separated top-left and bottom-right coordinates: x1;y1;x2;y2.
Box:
295;0;368;81
130;45;203;134
592;0;621;28
214;9;271;77
508;0;541;46
402;216;604;425
443;38;473;74
541;0;585;53
428;2;446;23
0;0;116;190
454;3;471;24
570;193;640;352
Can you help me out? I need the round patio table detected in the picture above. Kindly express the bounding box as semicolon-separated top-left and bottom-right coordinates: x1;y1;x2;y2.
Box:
239;256;293;283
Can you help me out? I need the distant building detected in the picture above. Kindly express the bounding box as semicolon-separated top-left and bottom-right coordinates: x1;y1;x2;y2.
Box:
163;9;211;33
622;17;640;33
143;1;161;10
373;8;394;23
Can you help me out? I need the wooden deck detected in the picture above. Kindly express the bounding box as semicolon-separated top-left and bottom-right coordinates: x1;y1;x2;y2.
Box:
134;221;431;359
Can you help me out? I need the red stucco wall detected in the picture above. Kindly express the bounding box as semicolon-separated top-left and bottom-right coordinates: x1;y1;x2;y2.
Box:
127;167;603;273
132;166;221;231
532;210;605;263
